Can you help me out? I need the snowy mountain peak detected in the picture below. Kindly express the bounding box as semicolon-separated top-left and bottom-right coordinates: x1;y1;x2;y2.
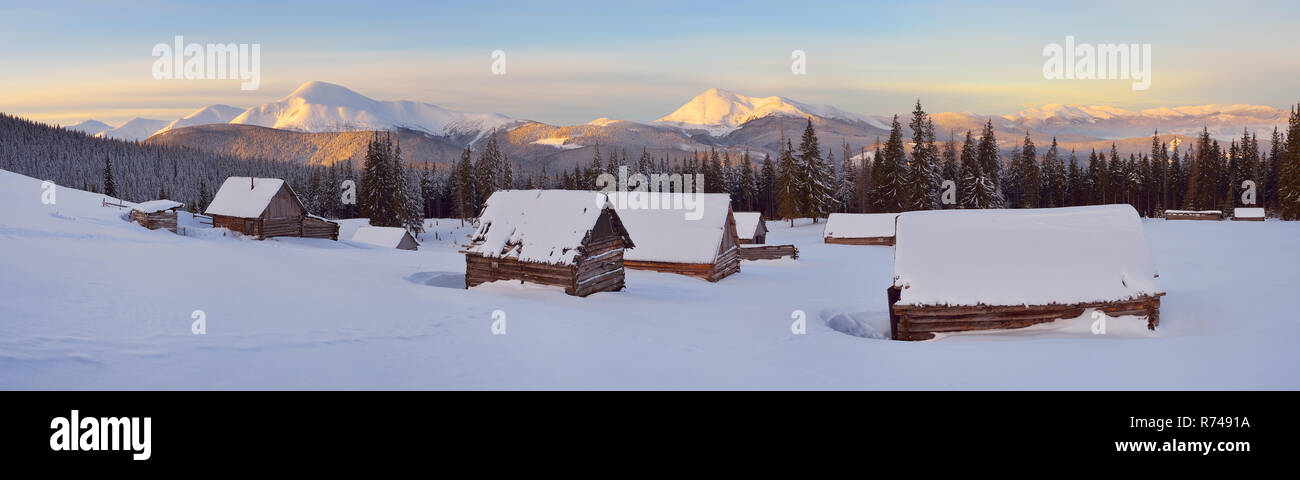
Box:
94;117;169;142
655;88;864;135
156;104;245;135
229;81;516;138
281;81;376;107
67;119;112;136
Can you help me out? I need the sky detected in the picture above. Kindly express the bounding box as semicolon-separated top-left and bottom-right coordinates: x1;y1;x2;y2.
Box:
1;0;1297;127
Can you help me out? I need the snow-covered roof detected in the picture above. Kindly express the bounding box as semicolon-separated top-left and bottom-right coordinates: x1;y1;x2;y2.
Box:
614;192;735;264
1234;208;1265;218
204;177;298;218
466;190;618;266
1166;209;1222;215
893;205;1161;307
823;213;899;239
131;200;183;214
732;212;763;239
351;226;415;248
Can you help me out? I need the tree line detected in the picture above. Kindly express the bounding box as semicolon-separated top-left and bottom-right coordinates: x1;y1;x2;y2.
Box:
7;102;1300;229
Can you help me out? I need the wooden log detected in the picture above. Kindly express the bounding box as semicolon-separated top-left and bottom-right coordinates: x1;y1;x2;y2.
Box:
824;236;894;246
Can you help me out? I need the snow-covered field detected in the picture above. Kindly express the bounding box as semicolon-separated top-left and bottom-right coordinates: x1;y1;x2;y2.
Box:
1;169;1297;389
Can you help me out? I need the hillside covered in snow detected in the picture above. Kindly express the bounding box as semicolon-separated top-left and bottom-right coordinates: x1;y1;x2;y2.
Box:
1;168;1297;389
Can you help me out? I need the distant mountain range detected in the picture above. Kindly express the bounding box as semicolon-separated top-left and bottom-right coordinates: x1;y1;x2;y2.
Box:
59;81;1289;172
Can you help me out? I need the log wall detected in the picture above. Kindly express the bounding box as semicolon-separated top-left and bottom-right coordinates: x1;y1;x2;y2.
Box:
130;210;179;233
302;217;340;240
625;246;740;282
825;236;894;246
1165;212;1223;221
738;244;799;260
466;236;627;297
888;292;1165;341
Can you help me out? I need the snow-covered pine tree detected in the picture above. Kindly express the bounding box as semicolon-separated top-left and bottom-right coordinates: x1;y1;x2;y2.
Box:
103;154;117;198
775;140;800;226
759;153;776;217
1017;132;1041;208
452;146;475;223
876;115;909;212
959;130;994;208
796;118;835;222
975;119;1003;207
939;133;959;209
904;102;940;210
1280;105;1300;220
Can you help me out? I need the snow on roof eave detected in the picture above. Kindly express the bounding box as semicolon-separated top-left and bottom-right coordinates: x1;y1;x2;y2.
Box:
466;190;616;266
132;199;184;213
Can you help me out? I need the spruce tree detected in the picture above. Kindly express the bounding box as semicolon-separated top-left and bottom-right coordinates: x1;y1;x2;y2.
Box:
876;115;909;212
905;102;940;210
1280;105;1300;220
975;120;1003;207
759;153;776;217
775;140;800;226
796;119;835;221
102;154;117;198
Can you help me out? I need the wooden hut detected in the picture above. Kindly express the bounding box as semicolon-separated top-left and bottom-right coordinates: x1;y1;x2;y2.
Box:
352;226;420;251
1164;209;1224;221
823;213;899;245
888;205;1164;341
613;192;740;282
205;177;339;240
732;212;767;244
1232;207;1265;221
464;190;634;297
130;200;183;233
730;212;798;260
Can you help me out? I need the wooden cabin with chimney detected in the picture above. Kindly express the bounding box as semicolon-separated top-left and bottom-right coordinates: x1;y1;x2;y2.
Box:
888;205;1164;341
205;177;339;240
614;192;741;282
130;200;184;233
464;190;634;297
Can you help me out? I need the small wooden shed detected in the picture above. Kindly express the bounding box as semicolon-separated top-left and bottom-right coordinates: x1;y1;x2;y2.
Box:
732;212;768;244
612;192;740;282
205;177;339;240
823;213;900;245
1232;207;1265;221
1164;209;1224;221
888;205;1165;341
464;190;634;297
130;200;184;233
352;226;420;251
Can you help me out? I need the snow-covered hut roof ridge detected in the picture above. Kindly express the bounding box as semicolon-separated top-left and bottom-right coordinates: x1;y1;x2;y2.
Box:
352;226;415;248
823;212;899;238
614;192;734;264
732;212;763;239
893;205;1161;307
